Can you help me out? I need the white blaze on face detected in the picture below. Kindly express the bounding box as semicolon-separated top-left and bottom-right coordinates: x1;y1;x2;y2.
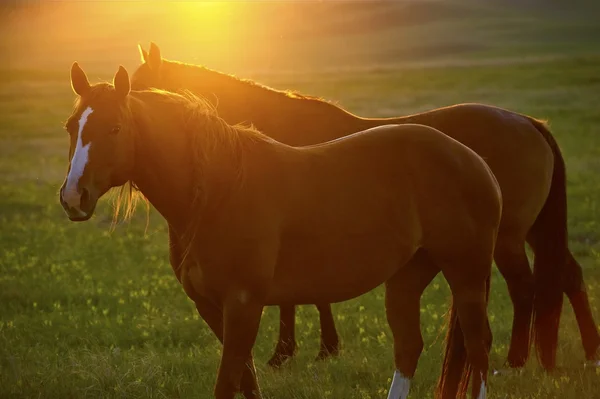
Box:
64;106;93;206
387;370;410;399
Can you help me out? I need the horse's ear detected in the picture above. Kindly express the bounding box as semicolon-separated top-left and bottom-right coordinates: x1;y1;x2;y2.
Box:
138;44;149;63
70;62;90;96
148;42;162;71
113;65;130;98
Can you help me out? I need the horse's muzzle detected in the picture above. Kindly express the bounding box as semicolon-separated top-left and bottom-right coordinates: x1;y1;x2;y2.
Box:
59;184;97;222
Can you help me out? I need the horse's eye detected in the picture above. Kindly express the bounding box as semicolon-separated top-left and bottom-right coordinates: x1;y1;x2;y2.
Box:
111;125;121;134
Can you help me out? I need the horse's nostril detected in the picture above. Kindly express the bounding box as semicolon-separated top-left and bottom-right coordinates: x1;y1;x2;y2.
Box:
80;187;90;210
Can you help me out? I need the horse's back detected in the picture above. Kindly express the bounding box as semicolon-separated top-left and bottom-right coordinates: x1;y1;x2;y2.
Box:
312;123;497;188
330;122;503;266
296;123;501;235
311;123;473;157
345;123;500;233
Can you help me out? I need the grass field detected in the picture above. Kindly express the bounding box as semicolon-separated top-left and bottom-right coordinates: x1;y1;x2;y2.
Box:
1;1;600;398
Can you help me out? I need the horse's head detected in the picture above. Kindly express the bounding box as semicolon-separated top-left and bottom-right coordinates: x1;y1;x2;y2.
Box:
59;63;135;221
131;42;163;91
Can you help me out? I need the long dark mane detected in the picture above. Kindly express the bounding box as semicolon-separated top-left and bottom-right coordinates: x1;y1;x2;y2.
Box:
113;87;270;225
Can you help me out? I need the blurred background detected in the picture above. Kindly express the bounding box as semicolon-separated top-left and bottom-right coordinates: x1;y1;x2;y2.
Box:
3;0;600;74
1;1;600;398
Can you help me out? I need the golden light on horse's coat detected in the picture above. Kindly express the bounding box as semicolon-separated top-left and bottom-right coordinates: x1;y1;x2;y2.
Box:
61;64;502;399
130;43;600;377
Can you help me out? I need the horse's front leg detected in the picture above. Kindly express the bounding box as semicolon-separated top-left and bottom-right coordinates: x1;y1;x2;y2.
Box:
180;269;261;398
195;298;261;399
215;290;265;399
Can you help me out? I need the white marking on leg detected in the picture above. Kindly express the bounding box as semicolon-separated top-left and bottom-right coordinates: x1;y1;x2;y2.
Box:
477;372;486;399
63;107;93;208
387;370;410;399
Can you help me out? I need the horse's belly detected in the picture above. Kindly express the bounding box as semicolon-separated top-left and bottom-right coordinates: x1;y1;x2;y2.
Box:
265;232;417;305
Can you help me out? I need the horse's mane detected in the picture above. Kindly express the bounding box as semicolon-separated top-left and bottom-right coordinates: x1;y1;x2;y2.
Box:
162;58;331;103
162;87;267;200
113;86;270;228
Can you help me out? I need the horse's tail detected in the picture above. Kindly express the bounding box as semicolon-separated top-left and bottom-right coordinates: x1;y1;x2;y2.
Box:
436;299;470;398
436;275;492;399
526;116;567;371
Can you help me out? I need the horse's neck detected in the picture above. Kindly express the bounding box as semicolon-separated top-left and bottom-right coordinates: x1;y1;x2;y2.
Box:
166;64;271;123
129;98;195;230
165;63;430;145
166;63;365;144
129;95;261;232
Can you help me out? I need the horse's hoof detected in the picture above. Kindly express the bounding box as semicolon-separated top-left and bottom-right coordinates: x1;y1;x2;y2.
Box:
584;360;600;369
314;345;340;362
267;342;297;369
506;352;528;369
314;351;332;362
267;354;291;369
267;348;296;369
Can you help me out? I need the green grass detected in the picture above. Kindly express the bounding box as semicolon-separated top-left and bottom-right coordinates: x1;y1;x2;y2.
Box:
2;2;600;398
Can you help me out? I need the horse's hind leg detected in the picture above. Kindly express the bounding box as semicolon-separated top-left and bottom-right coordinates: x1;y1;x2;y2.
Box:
564;249;600;362
268;304;340;368
494;234;534;368
440;257;493;399
385;249;439;399
267;306;297;368
315;303;340;361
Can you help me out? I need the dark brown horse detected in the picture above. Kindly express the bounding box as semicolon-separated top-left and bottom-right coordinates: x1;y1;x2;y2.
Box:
60;63;501;398
130;42;600;372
